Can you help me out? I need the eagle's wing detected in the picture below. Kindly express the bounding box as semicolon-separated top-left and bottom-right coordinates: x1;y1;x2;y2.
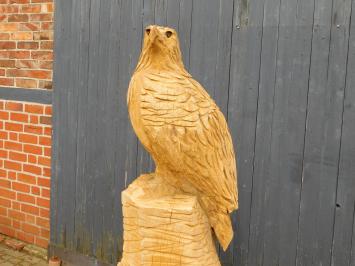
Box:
140;71;237;207
132;71;238;249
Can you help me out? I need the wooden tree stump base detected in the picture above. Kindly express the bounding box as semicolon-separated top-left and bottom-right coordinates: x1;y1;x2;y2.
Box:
118;174;221;266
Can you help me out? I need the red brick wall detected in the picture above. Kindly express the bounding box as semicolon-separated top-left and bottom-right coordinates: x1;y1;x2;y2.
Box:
0;100;51;248
0;0;54;89
0;0;53;249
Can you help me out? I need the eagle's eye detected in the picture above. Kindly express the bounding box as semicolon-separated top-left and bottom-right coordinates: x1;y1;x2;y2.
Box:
145;28;151;35
165;31;173;38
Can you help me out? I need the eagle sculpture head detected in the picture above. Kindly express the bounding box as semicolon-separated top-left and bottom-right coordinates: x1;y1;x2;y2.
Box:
136;25;188;75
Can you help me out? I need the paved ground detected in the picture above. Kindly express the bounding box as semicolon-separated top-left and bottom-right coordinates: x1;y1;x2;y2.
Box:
0;244;47;266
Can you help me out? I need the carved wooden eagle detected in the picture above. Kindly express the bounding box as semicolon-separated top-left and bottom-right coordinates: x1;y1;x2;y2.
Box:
127;25;238;250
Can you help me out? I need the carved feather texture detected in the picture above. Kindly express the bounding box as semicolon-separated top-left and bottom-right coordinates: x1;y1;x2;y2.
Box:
127;25;238;250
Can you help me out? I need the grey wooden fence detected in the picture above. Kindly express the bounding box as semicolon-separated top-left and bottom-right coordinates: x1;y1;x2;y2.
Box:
51;0;355;265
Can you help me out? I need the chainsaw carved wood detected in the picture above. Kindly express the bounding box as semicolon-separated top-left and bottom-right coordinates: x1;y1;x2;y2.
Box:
118;174;221;266
119;25;238;265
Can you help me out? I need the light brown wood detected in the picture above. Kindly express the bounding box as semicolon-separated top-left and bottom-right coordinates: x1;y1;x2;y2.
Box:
120;25;238;265
118;174;220;266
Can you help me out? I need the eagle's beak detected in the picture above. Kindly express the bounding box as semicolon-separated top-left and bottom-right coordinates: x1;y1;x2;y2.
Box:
149;26;160;43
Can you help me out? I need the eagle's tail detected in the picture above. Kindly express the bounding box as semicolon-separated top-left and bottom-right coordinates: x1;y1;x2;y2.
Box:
210;211;234;251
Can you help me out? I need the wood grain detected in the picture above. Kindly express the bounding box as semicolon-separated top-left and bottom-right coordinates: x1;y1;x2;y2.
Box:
118;174;220;266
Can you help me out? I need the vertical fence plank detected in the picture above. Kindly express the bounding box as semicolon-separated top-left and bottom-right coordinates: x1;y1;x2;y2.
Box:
83;0;102;257
266;0;315;263
189;0;220;97
352;219;355;266
166;0;179;29
214;0;236;264
176;0;193;69
294;0;333;263
245;0;281;264
154;0;167;25
51;0;73;247
143;0;155;27
92;0;113;260
331;0;355;264
213;0;234;118
72;0;92;255
65;0;82;250
108;0;125;261
228;0;265;264
52;0;79;250
296;0;353;264
100;0;124;261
